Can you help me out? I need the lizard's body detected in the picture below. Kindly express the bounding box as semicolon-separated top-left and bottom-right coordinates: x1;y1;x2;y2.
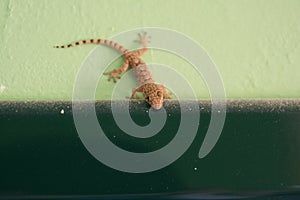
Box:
54;33;170;110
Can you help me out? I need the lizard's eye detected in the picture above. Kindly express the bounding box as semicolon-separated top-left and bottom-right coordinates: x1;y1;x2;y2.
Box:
157;91;162;96
146;96;151;102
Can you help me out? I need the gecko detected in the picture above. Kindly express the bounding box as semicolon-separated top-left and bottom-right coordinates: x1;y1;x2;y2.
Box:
54;32;170;110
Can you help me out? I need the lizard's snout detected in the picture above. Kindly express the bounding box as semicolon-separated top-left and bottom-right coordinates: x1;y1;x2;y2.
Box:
152;104;163;110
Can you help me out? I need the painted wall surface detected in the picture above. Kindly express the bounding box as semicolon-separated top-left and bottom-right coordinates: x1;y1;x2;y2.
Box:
0;0;299;100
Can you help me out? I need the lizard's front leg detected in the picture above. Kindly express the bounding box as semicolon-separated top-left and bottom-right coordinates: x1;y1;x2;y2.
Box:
134;32;151;56
130;85;143;99
103;60;129;83
159;84;171;99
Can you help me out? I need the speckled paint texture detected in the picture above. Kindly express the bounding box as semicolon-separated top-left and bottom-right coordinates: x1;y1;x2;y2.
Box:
0;0;299;100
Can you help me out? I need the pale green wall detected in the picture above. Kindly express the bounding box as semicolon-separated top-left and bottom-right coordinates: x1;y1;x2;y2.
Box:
0;0;299;100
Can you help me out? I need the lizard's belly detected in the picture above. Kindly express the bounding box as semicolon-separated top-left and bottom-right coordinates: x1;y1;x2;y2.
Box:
132;64;154;86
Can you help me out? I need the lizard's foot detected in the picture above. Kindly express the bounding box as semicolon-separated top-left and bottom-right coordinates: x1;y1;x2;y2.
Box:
103;69;121;83
134;32;151;46
130;95;137;99
130;90;137;99
164;95;171;99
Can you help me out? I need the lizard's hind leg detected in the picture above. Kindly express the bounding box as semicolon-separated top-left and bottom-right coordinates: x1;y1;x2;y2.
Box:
103;60;129;83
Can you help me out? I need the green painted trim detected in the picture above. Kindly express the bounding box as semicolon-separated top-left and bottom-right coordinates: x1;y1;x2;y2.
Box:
1;99;300;198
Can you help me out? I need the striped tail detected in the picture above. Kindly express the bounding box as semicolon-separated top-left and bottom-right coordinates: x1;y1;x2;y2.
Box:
53;39;128;53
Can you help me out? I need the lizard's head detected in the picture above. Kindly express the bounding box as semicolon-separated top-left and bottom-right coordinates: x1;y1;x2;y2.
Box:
142;83;164;110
